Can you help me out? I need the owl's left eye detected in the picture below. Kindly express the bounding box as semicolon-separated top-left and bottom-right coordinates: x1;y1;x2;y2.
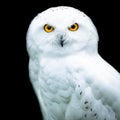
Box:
68;23;79;31
44;24;54;33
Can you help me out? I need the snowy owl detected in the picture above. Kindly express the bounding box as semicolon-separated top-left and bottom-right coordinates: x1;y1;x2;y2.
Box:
26;6;120;120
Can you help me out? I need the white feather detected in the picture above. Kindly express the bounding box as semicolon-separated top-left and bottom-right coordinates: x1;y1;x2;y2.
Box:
27;6;120;120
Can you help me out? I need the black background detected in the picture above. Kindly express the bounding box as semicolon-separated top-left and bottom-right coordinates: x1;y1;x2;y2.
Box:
5;0;120;119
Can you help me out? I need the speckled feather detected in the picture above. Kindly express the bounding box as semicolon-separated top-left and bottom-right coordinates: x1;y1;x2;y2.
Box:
27;6;120;120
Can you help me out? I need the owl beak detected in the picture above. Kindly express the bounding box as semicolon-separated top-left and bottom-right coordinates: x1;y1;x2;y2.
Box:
57;34;66;47
60;40;65;47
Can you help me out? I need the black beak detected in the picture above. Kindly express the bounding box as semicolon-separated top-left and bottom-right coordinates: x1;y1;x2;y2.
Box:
57;34;66;47
60;40;65;47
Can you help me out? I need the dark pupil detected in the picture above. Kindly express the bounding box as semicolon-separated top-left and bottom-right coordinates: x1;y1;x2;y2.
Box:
47;26;52;30
71;25;75;29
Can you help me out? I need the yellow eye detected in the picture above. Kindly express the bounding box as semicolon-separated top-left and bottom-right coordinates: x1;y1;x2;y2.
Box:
44;24;54;33
68;23;79;31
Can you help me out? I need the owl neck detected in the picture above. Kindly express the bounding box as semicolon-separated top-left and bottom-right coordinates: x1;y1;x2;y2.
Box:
41;48;98;59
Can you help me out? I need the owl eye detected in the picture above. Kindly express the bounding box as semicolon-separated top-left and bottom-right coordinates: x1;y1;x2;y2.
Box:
68;23;79;31
44;24;54;33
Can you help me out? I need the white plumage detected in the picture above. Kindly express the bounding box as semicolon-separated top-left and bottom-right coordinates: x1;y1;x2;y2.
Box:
26;6;120;120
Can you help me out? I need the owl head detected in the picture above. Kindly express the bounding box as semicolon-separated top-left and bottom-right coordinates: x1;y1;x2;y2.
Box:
27;6;99;58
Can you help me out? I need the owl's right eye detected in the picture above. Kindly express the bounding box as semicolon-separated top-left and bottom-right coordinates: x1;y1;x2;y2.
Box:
68;23;79;32
44;24;54;33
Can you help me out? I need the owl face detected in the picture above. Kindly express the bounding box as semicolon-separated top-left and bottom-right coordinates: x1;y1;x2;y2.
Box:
27;6;99;57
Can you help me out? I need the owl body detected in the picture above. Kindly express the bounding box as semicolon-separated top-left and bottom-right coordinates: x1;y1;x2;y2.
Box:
27;6;120;120
29;52;120;120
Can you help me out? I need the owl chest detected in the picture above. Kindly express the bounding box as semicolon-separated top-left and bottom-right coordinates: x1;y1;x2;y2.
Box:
38;57;85;103
38;57;86;119
37;57;117;120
